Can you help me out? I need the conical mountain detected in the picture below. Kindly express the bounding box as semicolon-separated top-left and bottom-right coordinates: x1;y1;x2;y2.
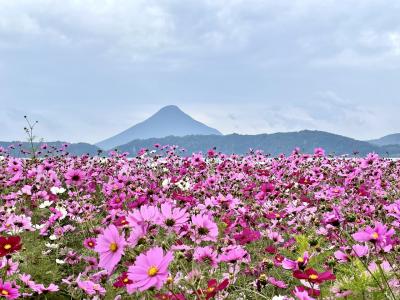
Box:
96;105;222;150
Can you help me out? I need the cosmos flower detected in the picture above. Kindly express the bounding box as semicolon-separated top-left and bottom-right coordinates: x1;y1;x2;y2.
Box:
0;279;20;299
127;247;174;293
352;222;395;251
198;279;229;300
0;236;22;257
282;252;309;271
94;225;126;274
64;169;86;186
159;203;189;232
83;238;97;250
127;205;160;231
193;246;218;268
293;268;336;284
190;214;219;243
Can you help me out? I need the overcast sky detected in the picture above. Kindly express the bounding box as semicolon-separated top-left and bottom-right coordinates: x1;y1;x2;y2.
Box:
1;0;399;143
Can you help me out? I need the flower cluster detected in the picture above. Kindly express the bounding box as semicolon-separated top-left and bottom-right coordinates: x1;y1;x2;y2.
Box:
0;146;399;299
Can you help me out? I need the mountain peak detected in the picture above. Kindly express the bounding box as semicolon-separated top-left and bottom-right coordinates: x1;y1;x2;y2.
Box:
96;105;222;150
157;105;182;112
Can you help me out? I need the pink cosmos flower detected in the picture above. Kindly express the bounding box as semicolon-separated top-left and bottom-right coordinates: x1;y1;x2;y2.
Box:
334;244;368;263
127;247;174;293
352;222;395;251
76;274;106;296
127;205;160;231
83;238;97;250
268;276;288;288
282;252;309;271
293;287;316;300
193;246;218;268
65;168;86;186
0;279;20;299
190;214;219;243
218;245;250;263
159;203;189;233
0;258;19;276
94;225;126;274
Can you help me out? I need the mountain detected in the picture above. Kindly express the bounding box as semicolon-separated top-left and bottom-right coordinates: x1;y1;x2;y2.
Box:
96;105;222;150
114;130;400;157
0;141;101;158
367;133;400;146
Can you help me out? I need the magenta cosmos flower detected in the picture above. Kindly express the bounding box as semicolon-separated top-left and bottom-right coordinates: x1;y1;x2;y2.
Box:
65;168;86;186
94;225;126;274
0;279;20;299
127;247;174;293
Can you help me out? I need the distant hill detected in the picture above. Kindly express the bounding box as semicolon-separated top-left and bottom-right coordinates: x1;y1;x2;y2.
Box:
0;141;101;158
113;130;400;157
96;105;222;150
368;134;400;146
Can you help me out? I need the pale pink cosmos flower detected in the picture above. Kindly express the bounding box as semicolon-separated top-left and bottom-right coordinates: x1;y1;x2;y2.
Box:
127;246;174;293
94;225;126;274
127;205;160;231
193;246;218;268
0;257;19;276
190;214;219;243
76;274;106;296
159;203;189;232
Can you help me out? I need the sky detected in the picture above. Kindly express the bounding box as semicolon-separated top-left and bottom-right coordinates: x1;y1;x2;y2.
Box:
0;0;399;143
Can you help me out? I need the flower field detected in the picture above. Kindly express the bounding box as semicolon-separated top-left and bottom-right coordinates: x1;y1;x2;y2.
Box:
0;146;400;299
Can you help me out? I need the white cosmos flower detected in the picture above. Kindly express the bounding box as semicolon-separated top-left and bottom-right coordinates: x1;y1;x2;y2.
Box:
33;224;45;230
49;235;57;240
39;200;52;209
56;259;65;264
162;178;170;188
50;186;66;195
45;243;59;249
56;206;68;220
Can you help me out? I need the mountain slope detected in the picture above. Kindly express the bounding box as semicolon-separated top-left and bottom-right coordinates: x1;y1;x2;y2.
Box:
96;105;222;150
114;130;400;157
368;133;400;146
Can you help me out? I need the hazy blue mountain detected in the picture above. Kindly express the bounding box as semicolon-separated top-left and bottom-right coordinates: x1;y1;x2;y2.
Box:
96;105;222;150
368;133;400;146
113;130;400;157
0;141;101;158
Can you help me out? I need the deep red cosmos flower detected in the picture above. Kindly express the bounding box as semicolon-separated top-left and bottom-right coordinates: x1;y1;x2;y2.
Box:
0;236;22;257
113;272;132;288
197;279;229;300
293;268;336;284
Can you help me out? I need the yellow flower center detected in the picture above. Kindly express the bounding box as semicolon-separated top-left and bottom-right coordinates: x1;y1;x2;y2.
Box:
123;278;129;283
371;232;379;239
309;274;318;280
1;290;9;296
4;244;12;250
109;242;118;252
207;287;215;293
297;257;304;263
147;266;158;277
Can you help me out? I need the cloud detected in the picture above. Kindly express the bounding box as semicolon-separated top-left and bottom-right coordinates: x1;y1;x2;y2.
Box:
1;0;400;69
